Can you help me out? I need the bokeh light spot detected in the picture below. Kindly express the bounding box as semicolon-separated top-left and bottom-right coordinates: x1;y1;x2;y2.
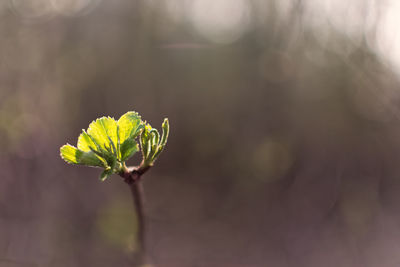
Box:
375;0;400;75
189;0;251;44
10;0;53;20
50;0;100;16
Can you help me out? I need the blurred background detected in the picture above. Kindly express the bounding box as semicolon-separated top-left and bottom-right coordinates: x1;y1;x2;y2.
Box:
2;0;400;266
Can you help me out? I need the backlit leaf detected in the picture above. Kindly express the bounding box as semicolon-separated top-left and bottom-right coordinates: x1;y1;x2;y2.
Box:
60;144;105;167
77;130;97;152
140;124;152;160
120;139;139;162
87;117;118;156
160;118;169;148
60;111;169;181
151;119;169;161
60;144;80;164
79;151;106;167
117;112;143;143
118;112;143;161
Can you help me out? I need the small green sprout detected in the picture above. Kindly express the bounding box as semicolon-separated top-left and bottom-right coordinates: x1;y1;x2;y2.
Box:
60;111;169;181
60;111;168;265
140;118;169;168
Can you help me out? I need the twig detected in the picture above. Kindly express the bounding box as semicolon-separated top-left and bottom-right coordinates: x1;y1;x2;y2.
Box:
120;163;151;266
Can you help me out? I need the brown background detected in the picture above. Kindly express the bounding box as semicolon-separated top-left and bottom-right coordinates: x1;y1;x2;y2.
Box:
1;1;400;266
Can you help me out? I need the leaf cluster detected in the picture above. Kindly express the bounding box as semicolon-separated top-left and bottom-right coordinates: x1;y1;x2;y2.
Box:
60;111;169;181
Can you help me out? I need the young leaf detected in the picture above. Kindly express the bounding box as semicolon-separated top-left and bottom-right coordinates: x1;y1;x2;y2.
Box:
160;118;169;148
79;151;107;167
139;119;169;166
140;124;152;160
87;117;118;155
60;111;169;182
120;139;139;161
100;168;113;181
117;112;143;142
150;129;160;154
117;112;143;161
149;118;169;162
60;144;80;164
77;130;97;152
60;144;105;167
89;144;117;169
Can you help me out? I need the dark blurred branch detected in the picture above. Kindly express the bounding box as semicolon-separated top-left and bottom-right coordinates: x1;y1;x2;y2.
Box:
119;163;151;266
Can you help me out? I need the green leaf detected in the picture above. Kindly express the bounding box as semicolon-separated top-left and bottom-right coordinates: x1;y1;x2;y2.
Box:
149;118;169;163
77;130;97;152
117;112;143;161
160;118;169;147
100;168;113;181
89;145;117;169
140;124;152;160
87;117;118;156
120;139;139;161
117;111;143;143
60;144;80;164
79;151;106;167
60;144;105;167
139;119;169;166
150;129;160;154
60;111;169;181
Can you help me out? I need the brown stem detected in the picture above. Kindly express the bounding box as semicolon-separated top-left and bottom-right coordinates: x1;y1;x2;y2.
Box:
130;180;146;265
119;163;151;266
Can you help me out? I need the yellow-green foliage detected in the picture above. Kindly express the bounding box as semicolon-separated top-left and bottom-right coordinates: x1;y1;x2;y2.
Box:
60;111;169;181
